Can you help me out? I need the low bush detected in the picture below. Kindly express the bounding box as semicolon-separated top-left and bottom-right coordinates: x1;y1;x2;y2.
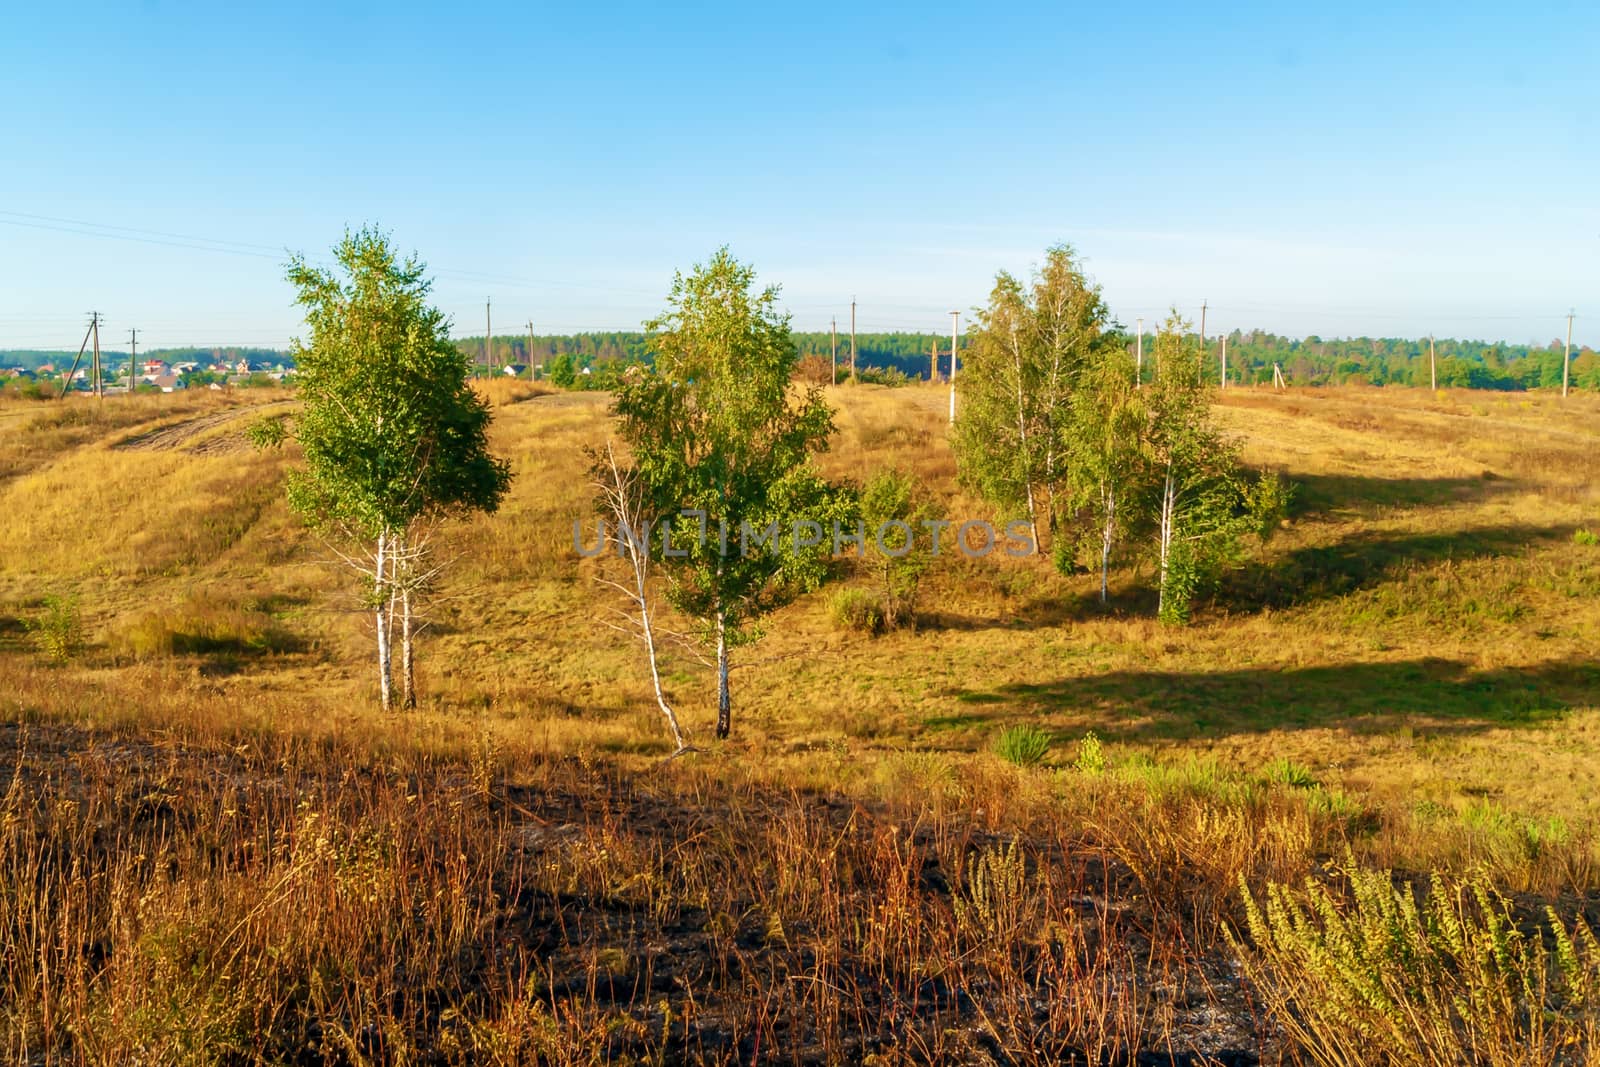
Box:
828;588;882;634
1234;863;1600;1066
994;724;1051;768
1075;730;1106;774
24;594;82;663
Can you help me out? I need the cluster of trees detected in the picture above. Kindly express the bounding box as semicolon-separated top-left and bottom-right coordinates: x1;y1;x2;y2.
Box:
440;326;1600;395
451;332;650;381
256;237;1292;747
1205;332;1599;391
266;236;1593;751
954;246;1286;622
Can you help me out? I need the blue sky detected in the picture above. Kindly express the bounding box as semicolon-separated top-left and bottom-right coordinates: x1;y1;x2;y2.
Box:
2;1;1597;350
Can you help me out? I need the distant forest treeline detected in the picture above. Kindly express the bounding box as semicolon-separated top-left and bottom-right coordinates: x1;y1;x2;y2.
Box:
6;332;1597;391
457;330;1600;391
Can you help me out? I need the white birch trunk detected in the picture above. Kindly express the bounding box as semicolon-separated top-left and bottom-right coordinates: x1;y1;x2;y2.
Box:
1099;481;1116;604
1009;328;1040;551
400;583;416;710
639;596;685;751
374;530;393;712
1157;465;1176;617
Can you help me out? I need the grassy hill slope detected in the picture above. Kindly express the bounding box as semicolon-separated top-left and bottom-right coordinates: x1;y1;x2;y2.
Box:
5;381;1600;1061
4;384;1598;825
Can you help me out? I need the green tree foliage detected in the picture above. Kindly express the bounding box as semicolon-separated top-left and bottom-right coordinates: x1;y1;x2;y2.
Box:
544;352;577;388
280;228;512;710
856;468;933;630
1065;347;1149;602
612;248;847;739
953;245;1113;552
1142;313;1283;623
5;331;1595;391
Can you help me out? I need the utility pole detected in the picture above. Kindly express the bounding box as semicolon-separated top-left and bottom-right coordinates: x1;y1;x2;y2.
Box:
1135;317;1143;387
484;298;492;379
1429;335;1436;391
58;321;94;399
830;317;837;386
127;328;139;393
1198;300;1207;385
526;320;536;380
948;310;960;424
1220;333;1228;389
849;299;857;384
1564;310;1574;398
90;312;102;399
930;340;938;383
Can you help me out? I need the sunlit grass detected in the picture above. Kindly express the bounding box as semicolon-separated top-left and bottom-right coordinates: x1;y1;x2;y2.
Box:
3;381;1600;1058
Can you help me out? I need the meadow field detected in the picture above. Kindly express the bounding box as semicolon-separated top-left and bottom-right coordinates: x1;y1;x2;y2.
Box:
3;382;1600;1064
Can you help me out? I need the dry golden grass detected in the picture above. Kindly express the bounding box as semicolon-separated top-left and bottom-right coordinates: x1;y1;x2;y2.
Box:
4;383;1600;848
3;380;1600;1061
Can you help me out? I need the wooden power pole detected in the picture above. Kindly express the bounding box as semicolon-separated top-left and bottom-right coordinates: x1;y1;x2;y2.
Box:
526;320;536;380
1429;335;1436;391
1135;317;1143;387
1219;333;1228;389
830;317;837;386
948;310;960;424
930;340;938;382
58;321;94;399
849;299;857;384
1198;299;1207;384
1564;310;1574;398
484;298;492;379
128;328;139;393
90;312;102;399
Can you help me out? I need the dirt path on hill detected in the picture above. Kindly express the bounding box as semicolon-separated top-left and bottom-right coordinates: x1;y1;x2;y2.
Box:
111;400;293;454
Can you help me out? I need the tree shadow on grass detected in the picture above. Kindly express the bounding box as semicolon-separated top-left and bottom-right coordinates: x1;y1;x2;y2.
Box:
919;592;1110;633
938;658;1600;744
1216;522;1577;612
1287;472;1518;522
0;613;31;654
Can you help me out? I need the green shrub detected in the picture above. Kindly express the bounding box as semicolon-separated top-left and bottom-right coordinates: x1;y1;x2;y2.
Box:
115;596;301;661
1262;757;1318;789
1246;470;1294;541
1074;731;1106;774
25;594;83;662
993;725;1051;769
1234;864;1600;1066
857;468;932;630
858;365;912;387
1575;529;1598;547
828;588;882;634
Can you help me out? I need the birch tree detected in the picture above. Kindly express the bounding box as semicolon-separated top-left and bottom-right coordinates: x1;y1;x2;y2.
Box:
953;244;1111;551
1142;311;1281;623
275;228;512;709
612;248;845;740
1066;348;1149;603
857;468;933;630
589;441;689;753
